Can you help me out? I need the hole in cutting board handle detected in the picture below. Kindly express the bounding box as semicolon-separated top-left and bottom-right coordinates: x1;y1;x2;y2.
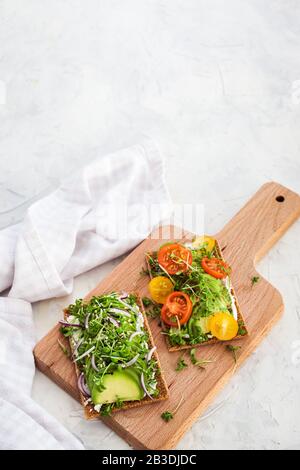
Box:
276;195;285;202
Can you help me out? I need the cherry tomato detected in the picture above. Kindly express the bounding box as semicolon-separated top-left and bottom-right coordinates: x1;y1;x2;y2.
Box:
192;235;215;252
209;312;238;341
157;243;192;275
148;276;174;304
201;257;231;279
161;291;193;327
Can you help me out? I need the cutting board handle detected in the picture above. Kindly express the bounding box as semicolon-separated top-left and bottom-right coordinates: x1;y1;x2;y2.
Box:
216;182;300;266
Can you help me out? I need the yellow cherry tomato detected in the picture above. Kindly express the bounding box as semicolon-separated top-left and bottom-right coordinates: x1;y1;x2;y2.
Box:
192;235;215;252
209;311;238;341
148;276;174;304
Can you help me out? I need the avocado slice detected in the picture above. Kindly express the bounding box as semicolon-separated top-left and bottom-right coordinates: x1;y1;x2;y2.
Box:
195;317;211;334
124;367;141;386
188;316;211;338
91;368;144;405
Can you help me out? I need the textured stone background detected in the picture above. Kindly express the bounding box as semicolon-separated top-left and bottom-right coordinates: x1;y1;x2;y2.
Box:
0;0;299;449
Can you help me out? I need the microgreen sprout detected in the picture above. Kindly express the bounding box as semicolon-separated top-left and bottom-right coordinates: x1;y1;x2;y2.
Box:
61;293;159;415
161;395;184;423
190;348;215;369
176;356;188;372
226;344;241;364
251;276;260;286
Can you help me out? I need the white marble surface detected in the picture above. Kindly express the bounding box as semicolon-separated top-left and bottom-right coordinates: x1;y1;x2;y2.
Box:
1;0;300;450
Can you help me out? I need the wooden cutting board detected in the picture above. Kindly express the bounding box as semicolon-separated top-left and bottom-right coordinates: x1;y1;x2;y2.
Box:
34;182;300;450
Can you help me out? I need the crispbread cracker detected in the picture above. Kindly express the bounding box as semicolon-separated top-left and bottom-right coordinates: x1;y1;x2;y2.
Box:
145;238;248;352
64;293;169;420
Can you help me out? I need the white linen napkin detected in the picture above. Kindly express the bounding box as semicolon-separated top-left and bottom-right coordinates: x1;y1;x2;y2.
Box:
0;140;171;449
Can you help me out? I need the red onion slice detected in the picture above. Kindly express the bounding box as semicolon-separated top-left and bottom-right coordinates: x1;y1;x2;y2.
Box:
129;331;143;342
91;354;99;372
108;316;120;327
84;312;91;330
119;291;129;299
59;320;82;328
116;299;138;314
136;313;144;331
77;373;91;397
109;308;131;317
73;345;95;363
140;373;154;400
121;354;139;368
146;346;156;362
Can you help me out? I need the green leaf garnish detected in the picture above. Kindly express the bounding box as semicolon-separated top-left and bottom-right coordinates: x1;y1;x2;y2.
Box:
143;297;161;319
251;276;260;286
190;348;214;369
61;293;159;413
100;403;115;416
226;344;241;363
161;411;173;422
176;356;188;371
161;394;184;423
142;296;152;307
238;320;247;336
146;243;241;347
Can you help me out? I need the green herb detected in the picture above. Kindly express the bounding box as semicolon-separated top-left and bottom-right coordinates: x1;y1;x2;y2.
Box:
141;296;161;318
161;411;173;422
163;327;189;346
146;244;238;347
184;272;231;317
251;276;260;286
128;293;138;304
146;253;165;277
146;305;161;319
226;344;241;363
142;296;152;307
190;348;214;369
57;339;70;357
100;403;115;416
238;320;247;336
60;326;74;337
61;293;159;413
115;397;124;409
161;395;184;423
176;356;188;371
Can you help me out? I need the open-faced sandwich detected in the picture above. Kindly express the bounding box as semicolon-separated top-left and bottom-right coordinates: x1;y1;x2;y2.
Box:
145;236;248;351
60;292;169;418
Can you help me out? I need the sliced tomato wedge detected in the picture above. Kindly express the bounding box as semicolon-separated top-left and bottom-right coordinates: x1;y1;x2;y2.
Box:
201;257;231;279
161;291;193;326
157;243;192;275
